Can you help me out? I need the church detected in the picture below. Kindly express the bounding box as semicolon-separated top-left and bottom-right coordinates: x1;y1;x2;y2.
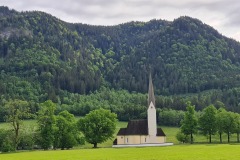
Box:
113;74;167;146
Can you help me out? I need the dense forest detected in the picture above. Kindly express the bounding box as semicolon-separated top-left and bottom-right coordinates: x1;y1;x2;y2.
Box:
1;6;240;121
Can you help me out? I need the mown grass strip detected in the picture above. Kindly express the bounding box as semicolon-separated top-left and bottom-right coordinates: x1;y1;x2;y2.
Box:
1;144;240;160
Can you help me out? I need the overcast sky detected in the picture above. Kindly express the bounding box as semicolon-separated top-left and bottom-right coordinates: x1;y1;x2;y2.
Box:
1;0;240;41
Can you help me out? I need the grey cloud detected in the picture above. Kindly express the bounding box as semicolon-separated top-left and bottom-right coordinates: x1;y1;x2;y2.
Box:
182;0;240;27
1;0;240;41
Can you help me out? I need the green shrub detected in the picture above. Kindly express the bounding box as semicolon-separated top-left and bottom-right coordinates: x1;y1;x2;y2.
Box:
2;139;14;152
176;131;190;143
18;130;35;150
0;129;15;152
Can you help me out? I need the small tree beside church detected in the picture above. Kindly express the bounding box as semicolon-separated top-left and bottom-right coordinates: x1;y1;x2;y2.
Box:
78;108;117;148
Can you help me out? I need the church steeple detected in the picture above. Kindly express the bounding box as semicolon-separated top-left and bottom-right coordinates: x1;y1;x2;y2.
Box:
148;73;155;107
147;73;157;138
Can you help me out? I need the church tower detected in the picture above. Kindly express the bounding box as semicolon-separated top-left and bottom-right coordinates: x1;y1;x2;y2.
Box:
147;73;157;142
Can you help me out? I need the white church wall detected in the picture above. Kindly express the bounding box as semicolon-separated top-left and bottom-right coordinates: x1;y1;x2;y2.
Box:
148;101;157;136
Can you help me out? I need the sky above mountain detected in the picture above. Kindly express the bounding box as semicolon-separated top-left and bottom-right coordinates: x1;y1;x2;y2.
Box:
1;0;240;41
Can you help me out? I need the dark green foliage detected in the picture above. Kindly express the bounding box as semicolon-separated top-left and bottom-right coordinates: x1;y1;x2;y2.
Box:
37;101;82;150
0;129;14;152
1;139;14;153
1;7;240;112
78;108;117;148
56;88;148;121
2;7;240;132
158;109;185;126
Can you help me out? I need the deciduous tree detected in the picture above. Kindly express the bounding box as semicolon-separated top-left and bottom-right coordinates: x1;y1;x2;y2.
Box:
222;111;236;143
37;100;56;150
199;105;217;143
216;108;225;143
180;101;198;143
5;99;32;150
216;109;236;143
54;110;78;149
233;113;240;142
78;108;117;148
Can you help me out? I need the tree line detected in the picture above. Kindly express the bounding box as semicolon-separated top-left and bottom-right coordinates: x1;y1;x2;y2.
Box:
0;99;117;152
177;102;240;144
2;87;240;123
1;98;240;152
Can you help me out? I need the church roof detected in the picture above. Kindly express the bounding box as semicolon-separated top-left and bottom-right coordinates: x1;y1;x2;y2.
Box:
148;73;155;107
119;119;148;135
117;119;166;136
157;128;166;136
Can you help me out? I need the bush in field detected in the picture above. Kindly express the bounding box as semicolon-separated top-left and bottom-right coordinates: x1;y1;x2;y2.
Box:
18;128;35;150
176;131;189;143
2;139;15;153
0;129;15;152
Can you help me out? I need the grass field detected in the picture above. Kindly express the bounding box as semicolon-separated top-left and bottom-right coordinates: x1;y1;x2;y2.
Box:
1;144;240;160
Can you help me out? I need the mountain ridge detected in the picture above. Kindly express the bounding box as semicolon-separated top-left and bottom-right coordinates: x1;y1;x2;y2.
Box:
1;6;240;101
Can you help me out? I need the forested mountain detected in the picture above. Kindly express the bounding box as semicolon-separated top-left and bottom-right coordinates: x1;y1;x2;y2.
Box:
1;6;240;116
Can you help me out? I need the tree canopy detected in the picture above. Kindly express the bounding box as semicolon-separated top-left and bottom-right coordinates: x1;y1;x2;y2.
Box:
4;99;32;149
37;100;56;150
78;108;117;148
180;101;198;143
199;105;217;143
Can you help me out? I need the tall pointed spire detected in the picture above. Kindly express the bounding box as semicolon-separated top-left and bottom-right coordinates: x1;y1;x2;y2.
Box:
148;73;155;107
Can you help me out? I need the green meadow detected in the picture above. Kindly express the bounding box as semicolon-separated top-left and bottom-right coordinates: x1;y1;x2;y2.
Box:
1;121;240;159
1;144;240;160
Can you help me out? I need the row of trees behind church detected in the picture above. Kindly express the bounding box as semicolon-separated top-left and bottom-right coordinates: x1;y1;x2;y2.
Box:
177;101;240;144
